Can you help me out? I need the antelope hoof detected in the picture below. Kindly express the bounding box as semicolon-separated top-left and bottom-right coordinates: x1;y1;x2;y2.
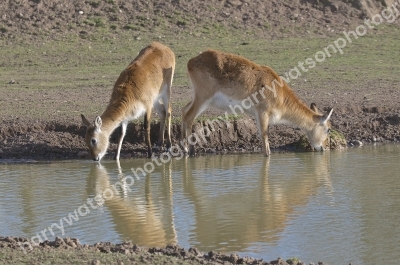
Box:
147;147;153;158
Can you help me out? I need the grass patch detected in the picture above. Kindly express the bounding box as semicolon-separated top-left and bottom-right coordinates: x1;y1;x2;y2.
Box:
123;24;141;31
0;24;7;33
1;31;399;88
84;17;106;27
88;1;100;8
329;129;347;149
286;257;301;265
0;29;399;120
294;129;347;151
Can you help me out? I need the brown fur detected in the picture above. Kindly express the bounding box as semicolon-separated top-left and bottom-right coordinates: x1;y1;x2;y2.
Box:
82;42;175;161
182;49;333;156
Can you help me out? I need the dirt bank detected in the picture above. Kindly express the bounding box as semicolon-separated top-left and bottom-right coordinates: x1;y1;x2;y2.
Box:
0;80;399;160
0;101;399;160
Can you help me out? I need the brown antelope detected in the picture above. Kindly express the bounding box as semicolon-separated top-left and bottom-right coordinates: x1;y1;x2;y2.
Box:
182;49;333;156
81;42;175;161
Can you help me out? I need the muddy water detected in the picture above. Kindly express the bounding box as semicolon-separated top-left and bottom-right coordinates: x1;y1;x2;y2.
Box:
0;144;400;264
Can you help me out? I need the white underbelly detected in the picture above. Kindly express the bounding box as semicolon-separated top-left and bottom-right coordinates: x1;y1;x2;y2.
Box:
127;105;146;121
210;92;255;116
268;111;290;125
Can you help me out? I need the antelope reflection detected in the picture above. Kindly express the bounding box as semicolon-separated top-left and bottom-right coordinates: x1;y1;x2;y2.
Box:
181;153;331;251
86;161;176;247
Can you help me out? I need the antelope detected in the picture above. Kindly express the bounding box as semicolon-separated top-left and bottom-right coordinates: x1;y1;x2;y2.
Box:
81;42;175;161
182;49;333;156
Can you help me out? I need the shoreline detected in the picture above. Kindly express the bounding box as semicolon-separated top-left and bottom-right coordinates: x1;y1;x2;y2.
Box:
0;108;399;161
0;236;314;265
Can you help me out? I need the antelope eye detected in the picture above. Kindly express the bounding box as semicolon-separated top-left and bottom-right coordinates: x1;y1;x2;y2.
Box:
91;139;97;145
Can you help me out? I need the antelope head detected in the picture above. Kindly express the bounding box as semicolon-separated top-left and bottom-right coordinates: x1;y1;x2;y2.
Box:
81;114;110;161
305;103;333;151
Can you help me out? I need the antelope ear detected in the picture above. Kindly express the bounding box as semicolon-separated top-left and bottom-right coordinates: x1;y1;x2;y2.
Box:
310;103;319;113
81;114;91;127
94;116;102;130
320;108;333;124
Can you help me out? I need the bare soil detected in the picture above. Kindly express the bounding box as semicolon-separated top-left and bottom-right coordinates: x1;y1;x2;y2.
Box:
1;0;394;40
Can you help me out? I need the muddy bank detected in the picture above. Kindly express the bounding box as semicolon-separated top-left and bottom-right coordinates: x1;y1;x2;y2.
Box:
0;236;318;265
0;103;399;160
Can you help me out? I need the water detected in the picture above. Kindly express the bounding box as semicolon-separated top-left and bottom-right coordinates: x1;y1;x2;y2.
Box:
0;144;400;264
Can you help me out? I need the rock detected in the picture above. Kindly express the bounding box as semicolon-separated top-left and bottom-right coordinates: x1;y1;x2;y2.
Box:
72;238;81;247
99;246;111;253
54;237;65;247
229;253;239;263
64;238;77;248
188;247;201;256
206;148;216;154
227;0;242;6
270;257;285;265
4;237;15;243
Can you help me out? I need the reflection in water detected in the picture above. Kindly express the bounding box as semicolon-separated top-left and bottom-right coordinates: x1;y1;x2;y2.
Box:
86;161;177;247
178;152;331;251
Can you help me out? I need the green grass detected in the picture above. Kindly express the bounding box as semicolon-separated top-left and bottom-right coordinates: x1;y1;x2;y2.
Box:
0;26;399;121
2;29;399;88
